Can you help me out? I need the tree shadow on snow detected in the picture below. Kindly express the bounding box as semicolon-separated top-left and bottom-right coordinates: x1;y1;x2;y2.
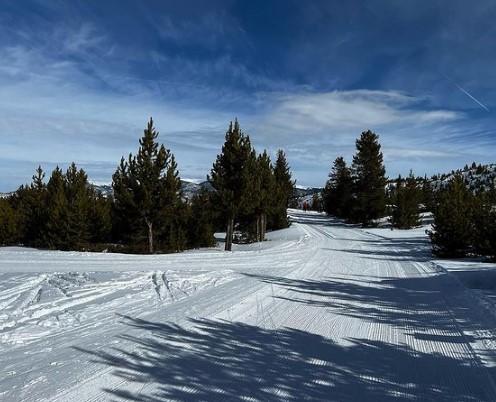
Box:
76;312;496;402
323;236;432;262
246;272;496;337
289;210;354;228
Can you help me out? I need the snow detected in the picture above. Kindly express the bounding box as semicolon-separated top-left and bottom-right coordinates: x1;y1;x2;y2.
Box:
1;209;496;401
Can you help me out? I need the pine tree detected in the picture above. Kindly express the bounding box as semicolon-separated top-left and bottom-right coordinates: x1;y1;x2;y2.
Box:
421;175;435;212
351;130;387;226
237;148;259;241
472;191;496;260
0;197;20;245
112;157;139;244
429;174;474;257
188;188;216;248
112;118;180;253
208;119;253;251
391;171;421;229
11;166;48;246
252;150;276;241
272;149;295;229
89;192;112;245
65;163;92;248
43;167;70;249
323;156;353;219
158;154;187;252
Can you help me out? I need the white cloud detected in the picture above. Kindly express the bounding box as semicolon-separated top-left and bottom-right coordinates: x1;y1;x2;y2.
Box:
259;90;460;134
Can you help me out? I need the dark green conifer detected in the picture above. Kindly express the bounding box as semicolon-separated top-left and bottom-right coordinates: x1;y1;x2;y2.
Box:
272;149;295;229
89;192;112;245
323;156;353;219
65;163;92;248
188;189;216;248
429;174;474;257
112;117;181;253
472;191;496;260
43;167;70;249
208;119;253;251
0;197;20;245
252;150;276;241
351;130;387;226
391;171;421;229
421;175;435;212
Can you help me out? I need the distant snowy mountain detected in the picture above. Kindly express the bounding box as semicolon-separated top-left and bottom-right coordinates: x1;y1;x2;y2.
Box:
93;181;322;204
179;180;213;200
91;184;113;197
0;191;14;199
293;186;322;198
291;186;322;208
90;180;213;201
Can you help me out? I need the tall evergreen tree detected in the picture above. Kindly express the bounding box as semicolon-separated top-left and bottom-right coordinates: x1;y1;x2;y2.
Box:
252;150;276;241
391;171;421;229
0;197;20;245
209;119;253;251
472;191;496;260
323;156;353;219
351;130;387;226
421;175;435;212
89;192;112;245
272;149;295;229
112;118;181;253
429;174;474;257
65;163;92;248
188;188;216;248
12;166;48;246
43;167;70;249
112;157;139;244
158;154;187;252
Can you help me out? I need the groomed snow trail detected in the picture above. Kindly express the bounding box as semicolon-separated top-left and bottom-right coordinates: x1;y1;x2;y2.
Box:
1;210;496;401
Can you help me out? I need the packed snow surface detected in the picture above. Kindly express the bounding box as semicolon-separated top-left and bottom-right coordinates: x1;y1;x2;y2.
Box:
1;210;496;401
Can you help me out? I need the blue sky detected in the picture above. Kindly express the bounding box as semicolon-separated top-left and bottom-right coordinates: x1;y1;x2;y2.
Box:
1;0;495;190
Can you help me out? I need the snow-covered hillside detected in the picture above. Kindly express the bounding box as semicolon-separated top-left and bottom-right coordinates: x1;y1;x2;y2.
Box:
1;211;496;401
430;163;496;192
92;180;213;200
2;180;213;201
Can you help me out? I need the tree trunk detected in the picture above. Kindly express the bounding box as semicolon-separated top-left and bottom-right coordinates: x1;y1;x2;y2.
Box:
146;220;153;254
261;213;267;241
225;216;234;251
256;214;261;242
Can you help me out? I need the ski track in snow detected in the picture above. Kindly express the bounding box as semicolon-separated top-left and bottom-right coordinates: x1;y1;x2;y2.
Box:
1;210;496;401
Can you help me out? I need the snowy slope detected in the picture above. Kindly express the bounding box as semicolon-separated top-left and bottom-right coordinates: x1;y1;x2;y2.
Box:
1;210;496;401
91;180;213;200
430;164;496;192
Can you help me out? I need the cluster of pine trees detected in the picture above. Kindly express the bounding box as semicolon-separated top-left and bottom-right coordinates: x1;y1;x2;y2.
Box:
0;164;111;250
321;130;437;230
428;175;496;259
209;119;295;251
0;118;295;253
322;130;387;226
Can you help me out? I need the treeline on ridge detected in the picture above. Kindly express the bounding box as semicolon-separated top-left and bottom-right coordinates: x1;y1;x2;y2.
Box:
0;118;295;253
